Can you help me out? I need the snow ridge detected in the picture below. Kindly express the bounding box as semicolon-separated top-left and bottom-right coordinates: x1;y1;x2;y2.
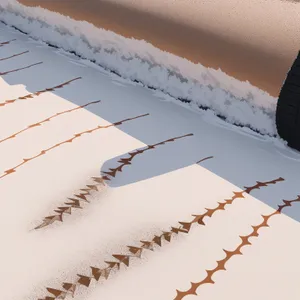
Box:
0;0;278;136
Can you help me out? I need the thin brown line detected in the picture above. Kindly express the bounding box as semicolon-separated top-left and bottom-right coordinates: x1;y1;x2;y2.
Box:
101;133;194;180
39;177;283;300
0;50;29;61
0;39;16;46
196;156;214;164
34;134;195;230
0;113;149;181
174;195;298;300
0;61;43;76
0;77;81;108
0;100;101;144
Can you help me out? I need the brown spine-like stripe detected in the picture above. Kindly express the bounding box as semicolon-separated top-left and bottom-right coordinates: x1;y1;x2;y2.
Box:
0;113;149;181
174;194;298;300
34;134;195;229
39;177;283;300
0;77;81;108
0;50;29;61
0;100;101;144
101;133;194;179
196;156;214;164
0;61;43;76
0;39;16;46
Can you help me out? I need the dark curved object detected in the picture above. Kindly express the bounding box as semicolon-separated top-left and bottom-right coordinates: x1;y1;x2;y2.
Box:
276;51;300;150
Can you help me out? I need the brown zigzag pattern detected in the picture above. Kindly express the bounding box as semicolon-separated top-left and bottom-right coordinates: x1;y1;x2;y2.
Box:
38;177;283;300
0;113;149;181
0;100;101;144
0;61;43;76
0;50;29;61
0;39;16;46
34;133;195;229
0;77;81;108
174;194;299;300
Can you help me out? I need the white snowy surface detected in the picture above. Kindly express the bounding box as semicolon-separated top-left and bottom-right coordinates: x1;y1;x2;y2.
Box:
0;15;300;300
0;0;278;136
